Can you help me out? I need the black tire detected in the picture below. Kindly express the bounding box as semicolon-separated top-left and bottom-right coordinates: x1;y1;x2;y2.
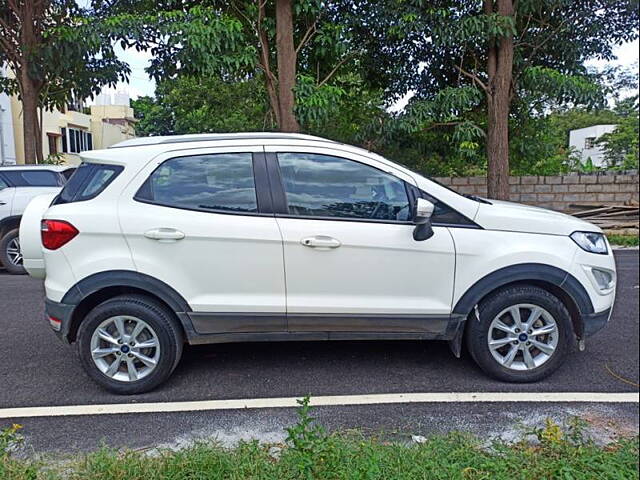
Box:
77;294;184;394
465;285;572;383
0;229;26;275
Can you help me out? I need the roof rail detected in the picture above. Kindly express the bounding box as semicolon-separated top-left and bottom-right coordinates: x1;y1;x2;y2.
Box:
110;132;340;148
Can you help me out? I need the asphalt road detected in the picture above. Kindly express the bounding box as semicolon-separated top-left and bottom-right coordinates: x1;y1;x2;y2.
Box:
0;251;638;454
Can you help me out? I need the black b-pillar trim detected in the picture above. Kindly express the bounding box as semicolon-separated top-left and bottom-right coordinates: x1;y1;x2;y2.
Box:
264;152;289;214
252;152;274;214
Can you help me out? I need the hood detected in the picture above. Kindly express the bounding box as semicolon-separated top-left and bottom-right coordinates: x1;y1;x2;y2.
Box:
474;199;601;236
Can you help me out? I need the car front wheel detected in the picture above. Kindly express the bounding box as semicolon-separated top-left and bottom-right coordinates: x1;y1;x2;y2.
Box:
466;285;572;383
77;294;183;394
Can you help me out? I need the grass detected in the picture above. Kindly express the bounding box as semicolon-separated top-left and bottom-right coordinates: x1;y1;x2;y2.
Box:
607;234;639;247
1;400;638;480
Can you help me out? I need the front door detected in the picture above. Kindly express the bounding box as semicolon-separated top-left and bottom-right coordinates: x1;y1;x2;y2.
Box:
266;149;456;333
118;147;286;334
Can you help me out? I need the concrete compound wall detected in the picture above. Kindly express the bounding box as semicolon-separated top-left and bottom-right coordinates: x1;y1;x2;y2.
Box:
432;171;639;212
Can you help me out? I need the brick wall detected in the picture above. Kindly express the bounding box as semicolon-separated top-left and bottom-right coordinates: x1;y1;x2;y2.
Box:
433;171;639;212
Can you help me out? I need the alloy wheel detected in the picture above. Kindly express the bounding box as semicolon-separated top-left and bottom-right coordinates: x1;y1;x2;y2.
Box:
6;237;22;266
90;316;161;382
487;304;558;371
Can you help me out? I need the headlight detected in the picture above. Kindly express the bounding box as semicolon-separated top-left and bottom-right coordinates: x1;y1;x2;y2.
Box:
570;231;608;254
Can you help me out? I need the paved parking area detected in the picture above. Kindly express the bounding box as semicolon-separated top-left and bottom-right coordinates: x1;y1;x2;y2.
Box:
0;251;637;453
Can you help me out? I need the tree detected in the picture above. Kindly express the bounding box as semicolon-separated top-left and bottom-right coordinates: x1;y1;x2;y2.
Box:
131;76;269;136
100;1;355;134
0;1;128;163
339;0;639;198
597;95;639;169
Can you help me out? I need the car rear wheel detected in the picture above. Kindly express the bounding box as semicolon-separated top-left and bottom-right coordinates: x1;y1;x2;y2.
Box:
0;229;26;275
466;285;572;382
77;294;183;394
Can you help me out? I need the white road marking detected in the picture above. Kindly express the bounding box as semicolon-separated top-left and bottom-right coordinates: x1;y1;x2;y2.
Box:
0;392;638;419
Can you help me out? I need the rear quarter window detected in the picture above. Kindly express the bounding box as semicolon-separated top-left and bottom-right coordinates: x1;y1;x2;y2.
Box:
54;163;123;204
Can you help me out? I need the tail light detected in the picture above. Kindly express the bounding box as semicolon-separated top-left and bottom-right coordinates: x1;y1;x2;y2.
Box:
41;220;79;250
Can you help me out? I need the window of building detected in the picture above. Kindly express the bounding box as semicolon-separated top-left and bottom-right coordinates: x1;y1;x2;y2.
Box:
47;133;59;155
584;137;597;149
61;127;93;154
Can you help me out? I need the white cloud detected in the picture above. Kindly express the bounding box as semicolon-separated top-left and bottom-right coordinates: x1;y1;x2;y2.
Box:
90;44;156;102
586;40;639;68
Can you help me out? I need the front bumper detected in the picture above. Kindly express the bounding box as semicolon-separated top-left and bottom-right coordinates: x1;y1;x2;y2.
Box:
45;298;75;343
582;307;612;337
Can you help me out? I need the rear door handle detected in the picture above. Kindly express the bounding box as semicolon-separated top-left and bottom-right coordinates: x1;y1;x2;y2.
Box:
0;201;6;206
144;228;185;242
301;235;341;249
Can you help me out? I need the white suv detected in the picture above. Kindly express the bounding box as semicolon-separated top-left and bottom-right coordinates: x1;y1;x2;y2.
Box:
0;165;73;274
20;133;616;394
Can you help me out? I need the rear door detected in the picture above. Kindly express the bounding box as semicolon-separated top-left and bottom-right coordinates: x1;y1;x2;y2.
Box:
264;146;456;333
118;146;287;335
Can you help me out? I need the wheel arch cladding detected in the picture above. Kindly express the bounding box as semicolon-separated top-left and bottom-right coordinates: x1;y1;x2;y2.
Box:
62;270;192;342
453;263;594;340
0;215;21;239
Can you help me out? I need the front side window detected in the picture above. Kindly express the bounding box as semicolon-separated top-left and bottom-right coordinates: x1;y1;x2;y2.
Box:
135;153;258;213
277;153;411;222
0;176;8;190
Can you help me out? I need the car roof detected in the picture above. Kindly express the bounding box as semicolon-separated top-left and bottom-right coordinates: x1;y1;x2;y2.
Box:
0;165;73;172
110;132;341;148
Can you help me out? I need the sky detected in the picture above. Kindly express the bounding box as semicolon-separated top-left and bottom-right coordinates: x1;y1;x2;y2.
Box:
94;39;639;106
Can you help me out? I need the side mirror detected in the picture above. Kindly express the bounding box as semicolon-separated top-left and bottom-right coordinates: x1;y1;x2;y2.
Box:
413;198;435;241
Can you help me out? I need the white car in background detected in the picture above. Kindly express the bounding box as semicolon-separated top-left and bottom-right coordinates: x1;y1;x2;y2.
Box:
0;165;73;274
19;133;616;394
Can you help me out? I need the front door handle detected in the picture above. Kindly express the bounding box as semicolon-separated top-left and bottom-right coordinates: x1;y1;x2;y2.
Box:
301;235;341;249
0;201;6;206
144;228;185;242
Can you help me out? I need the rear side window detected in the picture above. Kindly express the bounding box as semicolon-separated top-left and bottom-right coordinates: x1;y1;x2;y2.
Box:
0;176;8;189
135;153;258;213
2;170;63;187
54;163;123;204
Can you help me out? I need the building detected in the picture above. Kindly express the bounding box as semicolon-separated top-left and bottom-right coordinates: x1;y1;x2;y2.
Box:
569;124;618;168
9;97;137;165
0;66;17;165
0;67;137;165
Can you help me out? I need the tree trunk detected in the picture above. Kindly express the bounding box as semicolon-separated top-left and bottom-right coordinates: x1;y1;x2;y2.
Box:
17;1;44;164
257;1;280;128
21;72;40;165
484;0;514;200
486;86;510;200
275;0;300;132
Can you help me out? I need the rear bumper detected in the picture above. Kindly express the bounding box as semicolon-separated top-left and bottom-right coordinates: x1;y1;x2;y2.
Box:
45;298;75;343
